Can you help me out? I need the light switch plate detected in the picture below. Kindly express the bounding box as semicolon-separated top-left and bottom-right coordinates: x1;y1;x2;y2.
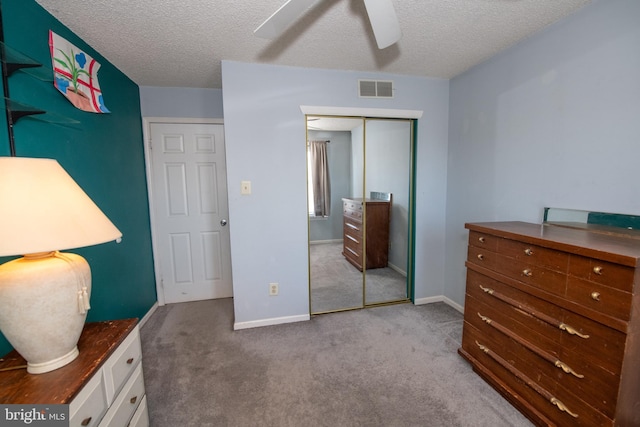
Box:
241;180;251;195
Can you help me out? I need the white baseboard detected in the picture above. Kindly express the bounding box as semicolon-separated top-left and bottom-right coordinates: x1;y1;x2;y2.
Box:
234;313;310;330
309;239;342;245
414;295;464;314
138;302;159;328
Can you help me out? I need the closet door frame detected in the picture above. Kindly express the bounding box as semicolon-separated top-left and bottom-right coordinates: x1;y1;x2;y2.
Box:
303;106;422;314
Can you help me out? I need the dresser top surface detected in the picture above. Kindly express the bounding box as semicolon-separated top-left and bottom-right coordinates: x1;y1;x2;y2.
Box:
466;221;640;266
342;197;390;204
0;319;138;404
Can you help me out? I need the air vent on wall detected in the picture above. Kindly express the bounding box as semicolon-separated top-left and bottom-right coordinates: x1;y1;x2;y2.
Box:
358;80;394;98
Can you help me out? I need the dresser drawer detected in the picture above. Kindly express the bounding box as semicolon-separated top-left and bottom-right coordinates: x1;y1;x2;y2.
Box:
466;245;498;270
343;200;363;222
344;231;361;249
343;245;361;267
466;270;563;347
492;252;568;296
343;230;362;255
467;269;626;377
343;199;363;212
344;208;363;222
344;218;362;238
568;255;635;292
70;370;108;427
103;326;142;405
128;395;149;427
498;238;569;271
465;286;619;418
99;364;145;427
468;230;499;251
468;242;568;295
566;277;632;321
462;323;614;427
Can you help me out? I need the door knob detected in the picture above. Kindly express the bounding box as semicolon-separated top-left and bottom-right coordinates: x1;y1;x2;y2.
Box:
220;219;228;226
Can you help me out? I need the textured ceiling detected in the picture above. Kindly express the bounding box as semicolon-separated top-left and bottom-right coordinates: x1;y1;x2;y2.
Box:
34;0;592;89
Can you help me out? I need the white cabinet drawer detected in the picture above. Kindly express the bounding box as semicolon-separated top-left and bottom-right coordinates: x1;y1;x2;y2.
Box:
103;326;142;405
99;363;145;427
69;370;108;427
127;395;149;427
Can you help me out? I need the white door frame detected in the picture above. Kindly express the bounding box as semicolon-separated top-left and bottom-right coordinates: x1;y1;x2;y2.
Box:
142;117;225;306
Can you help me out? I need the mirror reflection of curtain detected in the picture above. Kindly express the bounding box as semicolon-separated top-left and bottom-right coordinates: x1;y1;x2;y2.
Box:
309;140;331;217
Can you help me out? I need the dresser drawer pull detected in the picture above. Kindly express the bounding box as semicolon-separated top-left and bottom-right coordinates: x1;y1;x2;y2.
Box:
477;254;484;261
345;223;360;231
524;248;534;256
345;247;359;257
477;313;584;379
476;341;490;354
81;417;92;426
474;341;579;419
558;323;590;339
478;236;485;243
554;360;584;378
130;396;138;404
593;266;603;275
346;234;359;244
127;357;135;364
522;269;532;277
479;285;494;295
550;397;579;418
478;285;590;339
477;313;492;324
590;291;601;301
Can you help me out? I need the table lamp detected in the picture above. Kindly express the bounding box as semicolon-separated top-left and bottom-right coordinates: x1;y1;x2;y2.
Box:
0;157;122;374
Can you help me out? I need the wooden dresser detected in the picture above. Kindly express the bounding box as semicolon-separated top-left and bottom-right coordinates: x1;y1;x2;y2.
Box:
459;222;640;427
342;198;390;271
0;319;149;427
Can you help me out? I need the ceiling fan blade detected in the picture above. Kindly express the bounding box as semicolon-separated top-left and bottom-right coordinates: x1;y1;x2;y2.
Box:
254;0;322;39
363;0;402;49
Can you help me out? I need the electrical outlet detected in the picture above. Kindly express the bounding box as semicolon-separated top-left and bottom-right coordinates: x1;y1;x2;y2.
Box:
241;180;251;195
269;282;279;296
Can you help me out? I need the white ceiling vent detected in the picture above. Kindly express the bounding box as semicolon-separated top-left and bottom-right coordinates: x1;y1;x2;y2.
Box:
358;80;394;98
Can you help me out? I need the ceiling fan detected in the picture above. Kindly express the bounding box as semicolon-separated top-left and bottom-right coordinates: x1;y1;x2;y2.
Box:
254;0;402;49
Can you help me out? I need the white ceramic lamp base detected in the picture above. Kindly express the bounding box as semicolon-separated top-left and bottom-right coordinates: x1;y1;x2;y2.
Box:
0;251;91;374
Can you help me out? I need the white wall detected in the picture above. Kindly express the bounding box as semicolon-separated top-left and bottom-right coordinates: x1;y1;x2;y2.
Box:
139;86;223;118
221;61;449;327
363;120;412;272
445;0;640;306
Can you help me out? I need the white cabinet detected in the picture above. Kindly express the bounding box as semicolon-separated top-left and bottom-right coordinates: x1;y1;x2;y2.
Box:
69;368;109;426
1;319;149;427
71;327;148;427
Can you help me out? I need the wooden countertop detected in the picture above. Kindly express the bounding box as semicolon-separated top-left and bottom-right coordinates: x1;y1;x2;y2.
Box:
0;318;137;404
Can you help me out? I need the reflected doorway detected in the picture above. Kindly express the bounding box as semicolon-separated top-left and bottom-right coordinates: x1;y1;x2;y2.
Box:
307;116;415;314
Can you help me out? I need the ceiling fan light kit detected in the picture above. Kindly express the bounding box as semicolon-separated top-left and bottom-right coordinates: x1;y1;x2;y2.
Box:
255;0;402;49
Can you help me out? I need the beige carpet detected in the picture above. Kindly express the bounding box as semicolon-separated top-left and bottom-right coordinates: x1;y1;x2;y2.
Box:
310;242;407;313
140;298;533;427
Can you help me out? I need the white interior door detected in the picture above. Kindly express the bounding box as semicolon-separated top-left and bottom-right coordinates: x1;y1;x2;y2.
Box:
149;122;232;303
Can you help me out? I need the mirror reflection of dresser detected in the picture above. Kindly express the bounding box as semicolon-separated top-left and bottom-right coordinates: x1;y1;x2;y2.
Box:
342;192;391;271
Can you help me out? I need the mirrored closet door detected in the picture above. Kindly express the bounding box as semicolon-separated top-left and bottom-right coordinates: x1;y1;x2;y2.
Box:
307;116;414;314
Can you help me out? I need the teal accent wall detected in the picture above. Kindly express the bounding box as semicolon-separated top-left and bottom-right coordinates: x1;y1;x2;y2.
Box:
0;0;157;355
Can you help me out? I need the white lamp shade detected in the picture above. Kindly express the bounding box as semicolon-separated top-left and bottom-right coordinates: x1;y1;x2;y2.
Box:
0;157;122;256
